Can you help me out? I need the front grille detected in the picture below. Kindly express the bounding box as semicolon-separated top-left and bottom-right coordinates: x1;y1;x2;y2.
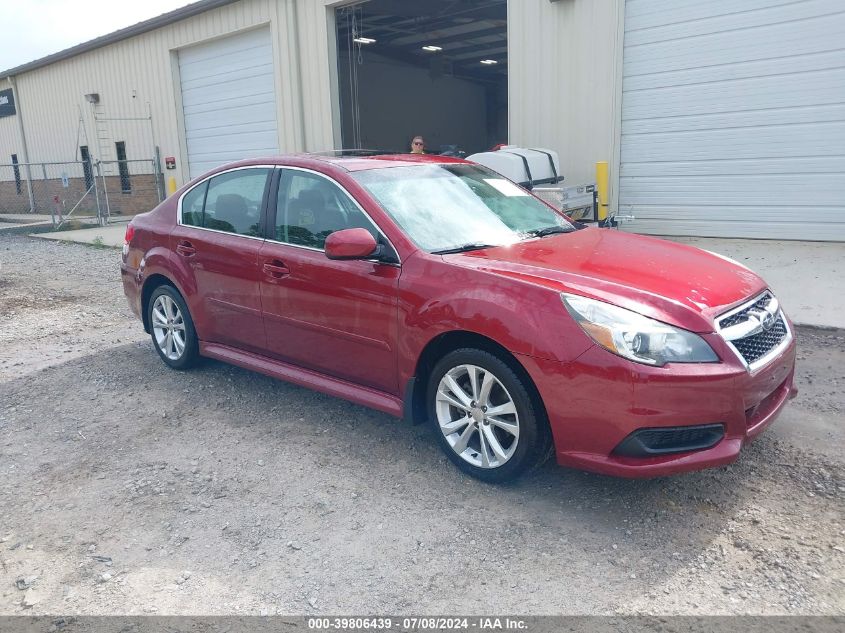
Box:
718;292;773;329
732;316;788;364
717;291;790;369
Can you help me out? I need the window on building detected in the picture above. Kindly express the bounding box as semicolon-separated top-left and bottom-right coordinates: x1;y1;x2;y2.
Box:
11;154;21;195
79;146;94;190
115;141;131;193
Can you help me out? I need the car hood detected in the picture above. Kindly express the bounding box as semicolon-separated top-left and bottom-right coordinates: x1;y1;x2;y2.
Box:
448;228;767;333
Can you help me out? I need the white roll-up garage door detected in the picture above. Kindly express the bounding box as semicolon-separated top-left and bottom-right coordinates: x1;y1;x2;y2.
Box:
618;0;845;241
179;27;279;179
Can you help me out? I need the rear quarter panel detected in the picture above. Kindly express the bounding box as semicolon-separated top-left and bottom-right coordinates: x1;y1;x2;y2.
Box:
124;200;206;338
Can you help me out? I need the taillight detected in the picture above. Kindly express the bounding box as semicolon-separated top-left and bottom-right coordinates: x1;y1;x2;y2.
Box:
122;223;135;259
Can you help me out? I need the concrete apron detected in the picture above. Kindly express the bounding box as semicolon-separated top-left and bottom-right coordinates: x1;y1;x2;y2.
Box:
665;236;844;330
30;222;128;248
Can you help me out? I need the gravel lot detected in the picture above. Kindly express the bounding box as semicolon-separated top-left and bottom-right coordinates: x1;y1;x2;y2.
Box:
0;233;843;616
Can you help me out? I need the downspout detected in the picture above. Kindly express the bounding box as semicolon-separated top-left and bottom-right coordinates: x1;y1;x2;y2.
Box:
7;75;35;212
290;0;308;151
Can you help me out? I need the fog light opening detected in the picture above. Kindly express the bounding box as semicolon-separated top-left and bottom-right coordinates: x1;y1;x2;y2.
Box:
613;424;725;457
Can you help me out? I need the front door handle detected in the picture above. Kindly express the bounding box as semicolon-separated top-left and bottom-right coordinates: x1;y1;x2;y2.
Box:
263;260;291;278
176;240;196;257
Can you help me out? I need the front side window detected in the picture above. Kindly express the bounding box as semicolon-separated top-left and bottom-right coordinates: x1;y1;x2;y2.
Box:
352;164;574;253
275;170;377;249
182;168;269;237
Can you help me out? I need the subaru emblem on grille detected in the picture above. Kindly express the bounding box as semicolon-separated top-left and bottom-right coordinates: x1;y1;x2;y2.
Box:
748;308;776;334
760;310;776;332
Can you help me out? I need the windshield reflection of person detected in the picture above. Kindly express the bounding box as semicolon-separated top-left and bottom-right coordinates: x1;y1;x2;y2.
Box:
410;135;425;154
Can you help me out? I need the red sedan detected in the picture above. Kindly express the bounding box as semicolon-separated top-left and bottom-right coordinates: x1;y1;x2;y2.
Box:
121;154;797;482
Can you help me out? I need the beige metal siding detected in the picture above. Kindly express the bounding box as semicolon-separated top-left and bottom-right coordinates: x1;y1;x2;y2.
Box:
0;115;21;162
295;0;344;151
0;0;296;187
5;0;638;194
508;0;622;187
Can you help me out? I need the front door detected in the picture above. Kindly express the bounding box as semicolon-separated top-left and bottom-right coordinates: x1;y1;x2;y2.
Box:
258;168;400;393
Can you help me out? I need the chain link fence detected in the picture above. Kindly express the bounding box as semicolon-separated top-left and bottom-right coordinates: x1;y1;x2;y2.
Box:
0;157;163;226
97;158;164;221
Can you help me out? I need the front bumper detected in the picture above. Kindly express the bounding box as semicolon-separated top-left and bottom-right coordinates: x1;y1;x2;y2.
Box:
518;332;797;478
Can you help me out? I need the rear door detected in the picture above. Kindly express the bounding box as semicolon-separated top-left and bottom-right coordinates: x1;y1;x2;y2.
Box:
171;166;272;353
258;167;401;393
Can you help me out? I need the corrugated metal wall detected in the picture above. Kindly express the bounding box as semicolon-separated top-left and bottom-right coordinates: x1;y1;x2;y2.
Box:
0;104;21;163
0;0;344;186
618;0;845;241
2;0;621;191
508;0;622;187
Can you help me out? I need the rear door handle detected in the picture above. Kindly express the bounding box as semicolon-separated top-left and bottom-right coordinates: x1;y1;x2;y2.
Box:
176;240;196;257
263;260;290;278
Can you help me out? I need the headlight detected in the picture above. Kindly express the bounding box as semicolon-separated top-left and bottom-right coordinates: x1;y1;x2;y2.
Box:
561;293;718;367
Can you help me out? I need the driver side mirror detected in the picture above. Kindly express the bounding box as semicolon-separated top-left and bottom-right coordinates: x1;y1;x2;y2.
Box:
325;228;379;260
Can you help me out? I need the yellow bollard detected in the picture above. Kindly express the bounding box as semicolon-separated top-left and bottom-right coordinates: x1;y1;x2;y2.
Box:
595;161;609;222
167;176;178;196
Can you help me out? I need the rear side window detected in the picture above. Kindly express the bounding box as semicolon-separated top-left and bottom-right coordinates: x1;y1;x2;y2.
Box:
204;169;270;237
181;181;207;227
180;168;270;237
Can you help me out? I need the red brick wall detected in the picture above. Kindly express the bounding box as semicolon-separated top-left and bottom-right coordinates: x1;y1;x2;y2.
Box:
0;175;161;217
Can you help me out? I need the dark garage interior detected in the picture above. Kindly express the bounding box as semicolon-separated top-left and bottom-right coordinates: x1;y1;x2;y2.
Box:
335;0;507;155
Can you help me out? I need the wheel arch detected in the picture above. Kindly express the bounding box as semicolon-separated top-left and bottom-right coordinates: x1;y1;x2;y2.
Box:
141;274;181;334
406;330;549;433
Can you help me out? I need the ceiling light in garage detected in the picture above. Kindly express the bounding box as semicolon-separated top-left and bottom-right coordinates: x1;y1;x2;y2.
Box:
422;45;443;52
353;37;376;44
480;59;498;65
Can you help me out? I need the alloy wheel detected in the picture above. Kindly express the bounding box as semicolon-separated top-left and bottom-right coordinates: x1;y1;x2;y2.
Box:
151;294;187;361
435;364;520;469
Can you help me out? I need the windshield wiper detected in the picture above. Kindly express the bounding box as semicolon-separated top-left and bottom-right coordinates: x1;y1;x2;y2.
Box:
524;225;575;238
431;242;498;255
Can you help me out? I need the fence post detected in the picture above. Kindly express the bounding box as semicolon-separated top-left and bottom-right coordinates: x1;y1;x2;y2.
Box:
40;163;49;218
154;146;165;202
97;160;110;226
24;164;36;213
91;159;102;224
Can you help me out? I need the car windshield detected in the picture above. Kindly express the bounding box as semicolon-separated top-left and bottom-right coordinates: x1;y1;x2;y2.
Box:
351;163;574;253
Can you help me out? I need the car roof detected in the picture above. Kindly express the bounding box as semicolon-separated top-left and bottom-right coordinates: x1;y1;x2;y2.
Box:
216;152;471;174
316;153;470;172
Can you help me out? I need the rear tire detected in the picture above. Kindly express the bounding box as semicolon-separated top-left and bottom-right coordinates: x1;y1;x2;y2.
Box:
147;285;199;370
426;348;550;483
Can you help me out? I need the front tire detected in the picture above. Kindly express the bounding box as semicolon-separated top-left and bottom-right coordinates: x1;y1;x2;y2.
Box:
147;285;199;370
426;348;550;483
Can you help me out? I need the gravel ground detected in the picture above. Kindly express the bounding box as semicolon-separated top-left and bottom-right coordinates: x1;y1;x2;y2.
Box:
0;233;843;616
